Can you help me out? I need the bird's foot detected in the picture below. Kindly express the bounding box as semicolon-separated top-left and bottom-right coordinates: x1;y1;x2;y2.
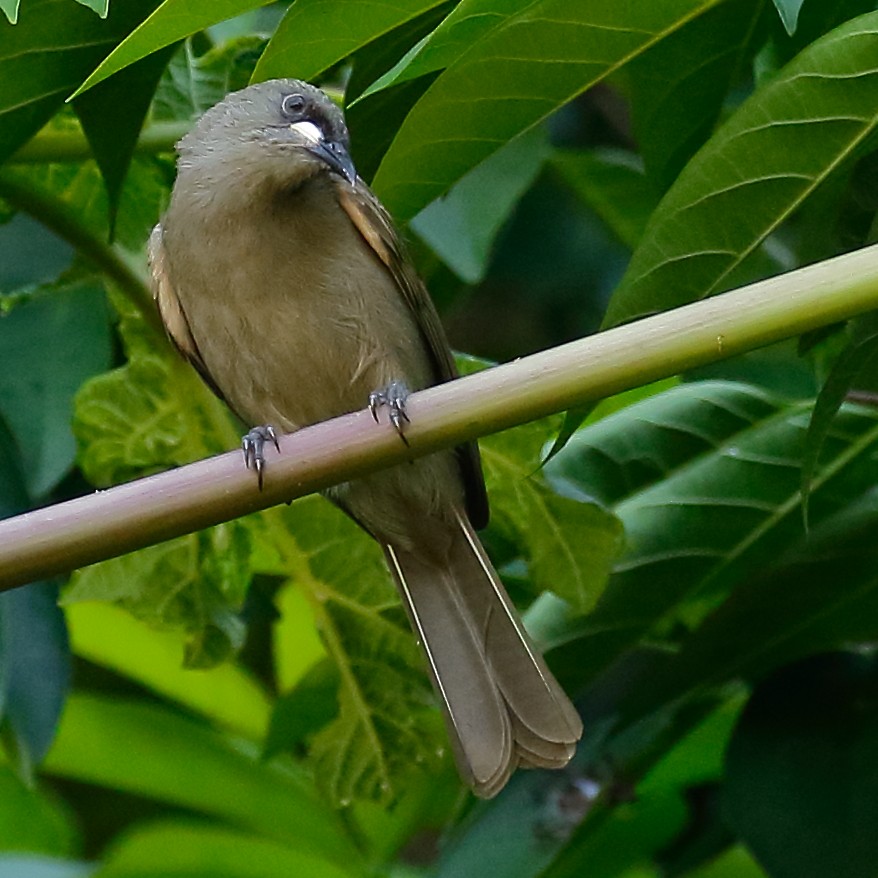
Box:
242;425;280;490
368;381;410;445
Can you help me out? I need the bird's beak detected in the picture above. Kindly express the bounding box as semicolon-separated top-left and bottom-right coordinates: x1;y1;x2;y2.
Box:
308;138;358;186
289;119;357;185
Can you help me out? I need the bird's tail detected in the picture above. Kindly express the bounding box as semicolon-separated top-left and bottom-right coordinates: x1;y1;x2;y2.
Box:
384;511;582;798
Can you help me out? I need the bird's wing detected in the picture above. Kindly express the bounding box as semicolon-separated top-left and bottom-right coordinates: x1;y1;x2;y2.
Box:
148;223;229;406
337;182;490;528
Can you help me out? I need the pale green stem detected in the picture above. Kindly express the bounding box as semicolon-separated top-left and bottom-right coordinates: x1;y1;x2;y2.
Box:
1;244;878;590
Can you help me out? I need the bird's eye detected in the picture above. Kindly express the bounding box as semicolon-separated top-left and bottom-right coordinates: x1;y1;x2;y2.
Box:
281;93;307;117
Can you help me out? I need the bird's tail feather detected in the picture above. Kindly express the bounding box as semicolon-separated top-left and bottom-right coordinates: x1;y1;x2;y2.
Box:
384;511;582;798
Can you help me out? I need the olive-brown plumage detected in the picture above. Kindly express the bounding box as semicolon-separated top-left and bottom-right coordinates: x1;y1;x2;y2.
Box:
149;79;582;797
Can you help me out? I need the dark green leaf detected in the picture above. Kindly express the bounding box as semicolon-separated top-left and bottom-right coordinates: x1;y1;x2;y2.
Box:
264;660;340;759
625;0;767;189
73;45;176;235
551;149;659;251
410;124;550;283
723;652;878;878
482;420;623;614
371;0;723;222
614;486;878;727
0;0;161;164
0;281;112;497
253;0;449;84
0;583;70;775
604;11;878;327
152;36;268;123
801;312;878;520
345;75;438;184
544;382;878;685
0;767;78;857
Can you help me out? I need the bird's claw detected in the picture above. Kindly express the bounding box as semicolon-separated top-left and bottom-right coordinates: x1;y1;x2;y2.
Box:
368;381;410;445
242;425;280;490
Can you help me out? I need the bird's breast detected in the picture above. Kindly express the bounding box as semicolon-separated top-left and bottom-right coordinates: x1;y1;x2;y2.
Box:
163;174;433;432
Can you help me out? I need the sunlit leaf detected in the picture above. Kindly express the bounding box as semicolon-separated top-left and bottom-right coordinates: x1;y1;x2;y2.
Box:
66;602;271;738
98;820;358;878
42;693;358;867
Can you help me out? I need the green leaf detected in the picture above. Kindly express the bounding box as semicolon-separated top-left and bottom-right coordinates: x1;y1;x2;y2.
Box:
264;660;340;759
73;45;176;235
0;583;70;775
356;0;535;100
614;486;878;727
66;602;271;739
544;382;878;684
253;0;449;84
0;0;161;163
73;0;273;97
62;520;252;669
0;281;111;497
772;0;806;35
723;652;878;878
276;497;441;806
371;0;723;222
801;312;878;521
0;767;78;857
73;290;234;487
482;420;623;614
151;36;268;123
624;0;767;189
346;1;455;102
604;11;878;327
271;581;326;692
683;847;768;878
410;124;550;283
96;820;357;878
42;693;359;868
551;149;659;251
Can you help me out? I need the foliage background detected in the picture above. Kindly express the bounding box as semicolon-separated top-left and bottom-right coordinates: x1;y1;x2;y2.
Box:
2;0;878;876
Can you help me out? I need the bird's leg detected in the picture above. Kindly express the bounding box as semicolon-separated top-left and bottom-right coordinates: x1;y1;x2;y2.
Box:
242;425;280;489
368;380;410;445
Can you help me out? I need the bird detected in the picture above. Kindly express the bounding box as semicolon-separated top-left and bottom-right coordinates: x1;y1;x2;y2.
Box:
148;78;582;797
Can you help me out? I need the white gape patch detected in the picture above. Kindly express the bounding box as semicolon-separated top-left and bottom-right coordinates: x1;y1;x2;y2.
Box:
290;120;323;145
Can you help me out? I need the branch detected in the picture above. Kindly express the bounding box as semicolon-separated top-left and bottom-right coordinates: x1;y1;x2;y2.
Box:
8;121;189;164
2;244;878;591
0;170;163;337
